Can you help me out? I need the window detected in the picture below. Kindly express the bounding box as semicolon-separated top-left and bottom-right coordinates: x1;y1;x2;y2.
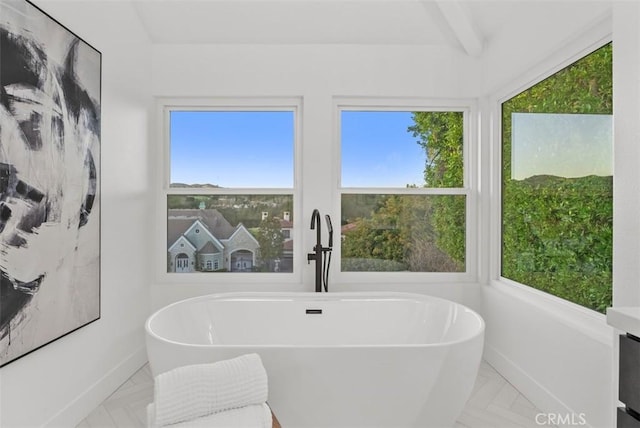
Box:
338;105;471;275
164;101;298;275
501;43;612;313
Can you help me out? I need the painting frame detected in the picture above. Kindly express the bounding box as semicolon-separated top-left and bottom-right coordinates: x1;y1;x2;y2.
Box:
0;0;101;368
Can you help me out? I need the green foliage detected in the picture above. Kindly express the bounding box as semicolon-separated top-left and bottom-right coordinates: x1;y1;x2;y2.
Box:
340;194;381;224
342;258;407;272
167;195;202;209
430;196;465;265
341;195;407;265
409;111;466;267
254;216;284;269
502;176;612;312
341;194;464;272
502;43;613;313
409;111;464;187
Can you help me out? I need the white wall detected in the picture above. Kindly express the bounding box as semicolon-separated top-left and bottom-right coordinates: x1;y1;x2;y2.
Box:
0;2;153;426
482;284;613;428
480;1;612;96
612;2;640;308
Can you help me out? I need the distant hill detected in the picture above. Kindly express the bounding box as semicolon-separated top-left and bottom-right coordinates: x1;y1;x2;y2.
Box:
170;183;220;188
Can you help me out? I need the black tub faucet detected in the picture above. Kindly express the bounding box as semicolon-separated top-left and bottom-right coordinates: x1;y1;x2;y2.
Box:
308;209;333;292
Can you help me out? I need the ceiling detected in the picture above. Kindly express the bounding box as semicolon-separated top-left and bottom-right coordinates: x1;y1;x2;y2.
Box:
131;0;612;56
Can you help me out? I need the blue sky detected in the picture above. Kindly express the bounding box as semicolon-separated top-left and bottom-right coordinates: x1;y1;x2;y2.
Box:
170;111;294;187
511;113;613;180
341;111;426;187
170;110;427;188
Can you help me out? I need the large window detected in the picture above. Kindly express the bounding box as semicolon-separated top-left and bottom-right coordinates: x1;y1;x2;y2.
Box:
164;103;298;275
339;106;470;274
501;43;613;313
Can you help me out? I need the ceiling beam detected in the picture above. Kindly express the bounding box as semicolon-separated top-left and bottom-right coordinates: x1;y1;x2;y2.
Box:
435;0;484;57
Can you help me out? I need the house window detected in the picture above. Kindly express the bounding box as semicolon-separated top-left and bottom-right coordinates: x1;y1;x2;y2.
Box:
164;101;298;275
338;106;471;274
501;43;612;313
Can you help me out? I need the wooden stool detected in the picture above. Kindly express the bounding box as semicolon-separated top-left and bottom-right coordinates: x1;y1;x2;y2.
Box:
271;410;281;428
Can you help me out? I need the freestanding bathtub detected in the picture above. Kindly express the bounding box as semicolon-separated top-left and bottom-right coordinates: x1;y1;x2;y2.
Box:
145;292;484;428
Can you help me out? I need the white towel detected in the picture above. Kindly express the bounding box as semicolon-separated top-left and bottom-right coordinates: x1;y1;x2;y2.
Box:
153;353;268;427
147;403;272;428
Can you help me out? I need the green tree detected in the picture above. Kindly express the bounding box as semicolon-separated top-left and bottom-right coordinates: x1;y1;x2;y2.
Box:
342;195;406;265
254;216;284;271
408;111;466;267
341;194;463;272
409;111;464;187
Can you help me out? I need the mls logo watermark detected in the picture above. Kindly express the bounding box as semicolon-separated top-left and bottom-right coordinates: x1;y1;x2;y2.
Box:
535;413;587;426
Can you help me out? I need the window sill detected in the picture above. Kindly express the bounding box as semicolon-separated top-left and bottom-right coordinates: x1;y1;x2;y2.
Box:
487;278;613;347
156;271;301;285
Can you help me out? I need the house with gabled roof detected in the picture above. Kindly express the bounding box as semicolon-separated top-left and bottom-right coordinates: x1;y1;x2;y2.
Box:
167;209;260;272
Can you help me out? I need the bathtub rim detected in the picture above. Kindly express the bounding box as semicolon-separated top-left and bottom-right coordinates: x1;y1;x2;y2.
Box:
145;291;485;349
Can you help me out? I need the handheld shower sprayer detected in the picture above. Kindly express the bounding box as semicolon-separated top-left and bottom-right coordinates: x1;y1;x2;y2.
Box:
325;214;333;249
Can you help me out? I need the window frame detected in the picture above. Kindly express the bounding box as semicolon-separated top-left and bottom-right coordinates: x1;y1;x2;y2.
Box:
156;97;303;284
488;30;613;338
332;97;478;284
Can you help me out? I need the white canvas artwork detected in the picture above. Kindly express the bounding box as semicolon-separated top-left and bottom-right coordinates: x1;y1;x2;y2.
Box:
0;0;101;367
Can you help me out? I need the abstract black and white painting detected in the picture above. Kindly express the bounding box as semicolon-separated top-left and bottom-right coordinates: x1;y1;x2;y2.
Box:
0;0;100;367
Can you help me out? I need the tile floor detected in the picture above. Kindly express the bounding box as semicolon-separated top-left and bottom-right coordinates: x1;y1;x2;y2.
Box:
77;360;552;428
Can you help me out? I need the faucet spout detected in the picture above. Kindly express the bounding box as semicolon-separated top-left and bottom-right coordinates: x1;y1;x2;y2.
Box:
310;208;321;229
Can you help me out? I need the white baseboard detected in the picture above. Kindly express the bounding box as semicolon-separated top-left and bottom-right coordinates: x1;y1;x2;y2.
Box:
44;345;148;427
483;344;592;428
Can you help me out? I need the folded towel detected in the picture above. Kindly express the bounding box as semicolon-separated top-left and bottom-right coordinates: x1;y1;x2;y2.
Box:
147;402;272;428
153;353;268;426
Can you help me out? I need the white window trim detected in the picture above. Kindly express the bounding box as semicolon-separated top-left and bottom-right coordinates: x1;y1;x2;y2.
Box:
331;97;479;284
487;21;613;343
155;97;303;284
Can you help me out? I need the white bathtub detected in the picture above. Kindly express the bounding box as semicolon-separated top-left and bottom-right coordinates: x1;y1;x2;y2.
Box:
145;292;485;428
